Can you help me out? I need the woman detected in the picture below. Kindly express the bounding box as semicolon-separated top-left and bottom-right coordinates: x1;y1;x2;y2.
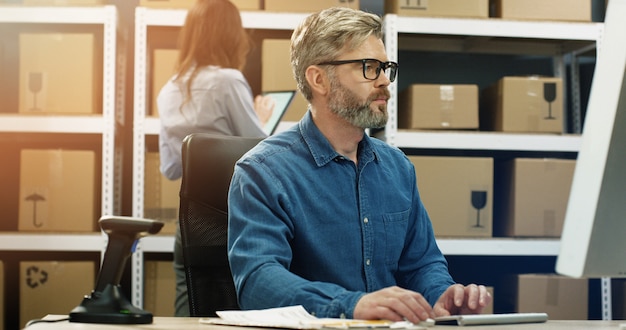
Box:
156;0;273;316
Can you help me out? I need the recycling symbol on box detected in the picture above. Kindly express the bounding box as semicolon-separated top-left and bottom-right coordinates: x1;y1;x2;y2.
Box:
26;266;48;288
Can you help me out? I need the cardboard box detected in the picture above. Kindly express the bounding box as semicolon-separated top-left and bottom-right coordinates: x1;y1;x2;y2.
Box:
264;0;359;12
145;152;180;235
230;0;261;10
144;261;176;316
139;0;261;10
20;261;95;328
495;158;575;237
23;0;105;5
504;274;588;320
0;38;4;93
408;156;493;237
490;0;591;22
140;0;194;8
19;149;98;232
0;39;4;112
398;84;479;130
481;76;564;133
151;49;179;117
0;35;17;114
262;39;307;122
386;0;489;18
0;260;3;330
19;33;101;114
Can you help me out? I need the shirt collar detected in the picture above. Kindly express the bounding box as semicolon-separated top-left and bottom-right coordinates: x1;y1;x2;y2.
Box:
298;110;378;168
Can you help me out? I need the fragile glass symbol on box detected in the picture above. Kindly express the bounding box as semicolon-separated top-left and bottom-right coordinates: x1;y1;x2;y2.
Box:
543;82;557;120
471;190;487;228
27;71;46;112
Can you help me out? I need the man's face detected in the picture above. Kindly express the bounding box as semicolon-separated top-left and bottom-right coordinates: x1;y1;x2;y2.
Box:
327;35;391;129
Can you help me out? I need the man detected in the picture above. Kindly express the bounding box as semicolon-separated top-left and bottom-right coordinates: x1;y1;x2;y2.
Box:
227;7;491;323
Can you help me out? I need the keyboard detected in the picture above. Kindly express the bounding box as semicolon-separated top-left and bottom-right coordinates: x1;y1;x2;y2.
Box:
434;312;548;326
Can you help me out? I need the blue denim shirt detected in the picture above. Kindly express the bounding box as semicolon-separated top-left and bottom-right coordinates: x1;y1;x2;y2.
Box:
228;111;454;318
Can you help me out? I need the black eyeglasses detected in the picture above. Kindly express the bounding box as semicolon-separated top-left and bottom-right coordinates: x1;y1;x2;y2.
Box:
317;58;398;82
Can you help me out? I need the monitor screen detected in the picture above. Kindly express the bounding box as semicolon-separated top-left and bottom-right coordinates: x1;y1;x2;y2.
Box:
555;0;626;278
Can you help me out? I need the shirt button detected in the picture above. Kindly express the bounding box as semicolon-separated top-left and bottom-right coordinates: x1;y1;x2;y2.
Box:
366;259;371;266
340;313;346;319
363;217;368;224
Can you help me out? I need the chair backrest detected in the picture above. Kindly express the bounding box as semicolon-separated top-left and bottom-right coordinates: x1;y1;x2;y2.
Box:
178;133;262;317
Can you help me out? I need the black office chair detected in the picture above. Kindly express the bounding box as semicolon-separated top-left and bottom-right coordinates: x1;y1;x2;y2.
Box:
178;133;263;317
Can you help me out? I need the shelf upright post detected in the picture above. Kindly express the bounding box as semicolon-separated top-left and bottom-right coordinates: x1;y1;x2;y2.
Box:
551;51;568;134
383;14;398;147
601;277;612;321
568;52;581;134
100;4;121;267
596;20;611;318
569;24;604;134
114;32;128;218
132;6;149;309
102;5;119;219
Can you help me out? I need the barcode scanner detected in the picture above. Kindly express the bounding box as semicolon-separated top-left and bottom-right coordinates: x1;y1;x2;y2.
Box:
69;215;164;324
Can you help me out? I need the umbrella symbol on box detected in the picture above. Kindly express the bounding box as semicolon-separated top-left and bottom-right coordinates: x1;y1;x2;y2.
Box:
25;193;46;228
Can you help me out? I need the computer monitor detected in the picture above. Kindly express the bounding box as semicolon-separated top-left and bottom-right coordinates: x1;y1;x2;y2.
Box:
555;0;626;278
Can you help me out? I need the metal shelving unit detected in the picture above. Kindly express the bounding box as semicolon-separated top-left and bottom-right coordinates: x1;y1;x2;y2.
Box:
381;14;609;319
389;130;582;152
0;5;122;252
381;14;604;148
0;8;122;328
0;233;104;252
139;235;561;256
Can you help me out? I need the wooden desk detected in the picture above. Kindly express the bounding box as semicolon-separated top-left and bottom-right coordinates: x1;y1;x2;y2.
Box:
23;315;626;330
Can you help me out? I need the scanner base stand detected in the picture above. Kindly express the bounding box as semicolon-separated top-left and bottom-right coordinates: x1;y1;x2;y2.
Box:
69;284;152;324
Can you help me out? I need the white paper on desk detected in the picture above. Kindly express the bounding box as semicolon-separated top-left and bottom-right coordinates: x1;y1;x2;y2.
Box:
199;305;427;329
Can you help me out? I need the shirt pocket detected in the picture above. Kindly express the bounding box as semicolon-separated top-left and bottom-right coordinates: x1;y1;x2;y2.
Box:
383;209;410;266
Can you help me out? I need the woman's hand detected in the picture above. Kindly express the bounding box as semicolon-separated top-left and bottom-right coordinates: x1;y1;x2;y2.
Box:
254;94;275;126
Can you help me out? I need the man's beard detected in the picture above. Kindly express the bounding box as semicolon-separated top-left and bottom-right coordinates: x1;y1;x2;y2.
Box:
328;76;389;129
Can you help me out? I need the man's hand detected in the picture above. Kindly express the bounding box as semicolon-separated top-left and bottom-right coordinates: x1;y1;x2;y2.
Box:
353;286;435;323
433;284;492;317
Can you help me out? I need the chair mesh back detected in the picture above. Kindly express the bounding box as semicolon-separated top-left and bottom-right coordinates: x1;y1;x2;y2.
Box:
179;199;238;316
178;133;262;317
